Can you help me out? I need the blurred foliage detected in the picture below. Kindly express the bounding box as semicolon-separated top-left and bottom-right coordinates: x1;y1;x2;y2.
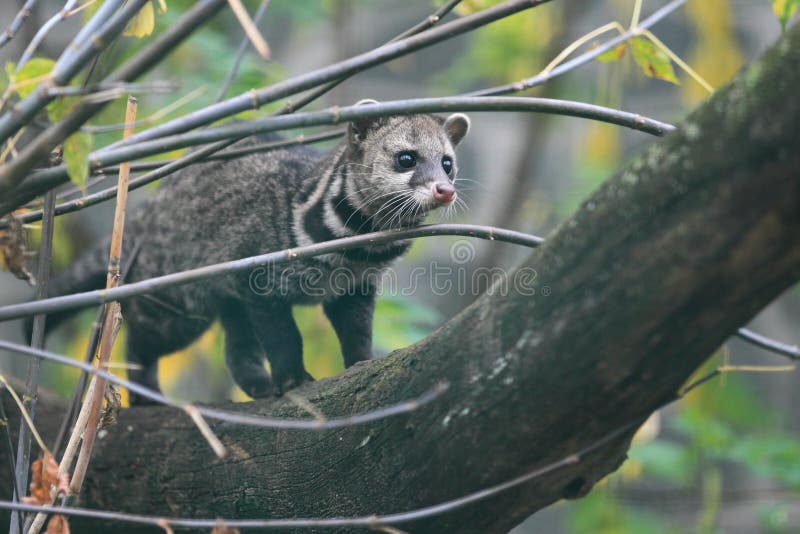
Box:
682;0;742;105
771;0;800;30
432;0;560;92
565;353;800;533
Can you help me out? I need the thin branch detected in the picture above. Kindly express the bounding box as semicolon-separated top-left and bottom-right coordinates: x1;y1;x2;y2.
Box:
215;0;271;102
0;0;131;147
392;0;463;41
9;189;54;534
68;96;137;497
734;328;799;360
0;0;38;50
102;0;553;151
88;96;674;170
0;375;48;456
46;81;180;98
0;0;227;194
0;386;22;517
0;339;451;432
0;224;544;322
467;0;687;96
81;85;205;134
226;0;270;60
1;94;672;217
273;0;463;116
15;0;79;71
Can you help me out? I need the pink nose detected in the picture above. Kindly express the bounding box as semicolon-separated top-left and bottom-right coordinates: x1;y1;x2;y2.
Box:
432;182;456;203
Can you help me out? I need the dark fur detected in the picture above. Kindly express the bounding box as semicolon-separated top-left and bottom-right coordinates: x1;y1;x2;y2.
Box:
37;109;470;403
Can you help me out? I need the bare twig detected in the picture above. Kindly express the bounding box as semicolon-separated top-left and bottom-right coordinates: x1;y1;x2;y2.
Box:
215;0;271;102
468;0;687;97
0;375;48;455
0;0;227;194
89;96;674;169
735;328;799;360
102;0;553;150
0;224;544;322
274;0;463;116
0;0;132;147
226;0;270;60
26;377;97;534
15;0;79;71
9;189;54;534
391;0;463;41
183;405;227;459
0;339;451;432
68;96;137;496
0;0;38;50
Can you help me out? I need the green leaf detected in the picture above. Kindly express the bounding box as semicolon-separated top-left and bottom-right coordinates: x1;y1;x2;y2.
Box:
629;36;679;85
63;131;92;190
596;43;627;63
772;0;800;31
8;57;56;99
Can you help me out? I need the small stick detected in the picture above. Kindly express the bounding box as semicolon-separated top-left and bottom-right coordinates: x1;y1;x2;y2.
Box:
226;0;270;60
183;405;227;459
68;96;137;496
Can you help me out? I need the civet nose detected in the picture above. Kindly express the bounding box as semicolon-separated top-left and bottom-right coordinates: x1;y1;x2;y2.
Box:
432;182;456;203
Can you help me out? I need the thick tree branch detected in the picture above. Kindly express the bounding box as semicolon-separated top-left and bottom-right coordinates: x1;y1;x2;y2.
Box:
2;21;800;534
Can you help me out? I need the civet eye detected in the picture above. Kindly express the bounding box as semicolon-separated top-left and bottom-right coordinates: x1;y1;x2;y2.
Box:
396;151;417;169
442;156;453;175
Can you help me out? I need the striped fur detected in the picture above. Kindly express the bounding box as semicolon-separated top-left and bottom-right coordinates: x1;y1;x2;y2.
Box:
40;110;470;402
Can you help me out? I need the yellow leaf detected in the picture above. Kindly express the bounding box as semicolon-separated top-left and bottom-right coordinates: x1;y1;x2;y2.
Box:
595;43;627;63
156;0;167;13
772;0;800;30
629;36;679;85
124;2;155;38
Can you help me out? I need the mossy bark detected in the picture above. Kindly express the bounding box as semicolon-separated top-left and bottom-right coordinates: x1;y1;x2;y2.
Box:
3;23;800;534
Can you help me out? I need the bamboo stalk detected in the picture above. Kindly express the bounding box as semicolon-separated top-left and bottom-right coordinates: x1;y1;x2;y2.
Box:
68;96;137;496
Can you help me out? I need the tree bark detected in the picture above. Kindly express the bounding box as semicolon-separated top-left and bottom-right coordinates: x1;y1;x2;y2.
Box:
3;23;800;534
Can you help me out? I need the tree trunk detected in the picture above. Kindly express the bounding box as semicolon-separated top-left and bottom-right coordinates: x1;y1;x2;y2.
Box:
3;23;800;534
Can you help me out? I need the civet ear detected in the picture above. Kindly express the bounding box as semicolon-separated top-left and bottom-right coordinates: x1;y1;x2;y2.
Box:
349;99;381;142
444;113;470;146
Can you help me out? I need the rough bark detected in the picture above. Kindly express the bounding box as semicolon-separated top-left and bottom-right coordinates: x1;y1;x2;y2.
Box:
3;23;800;534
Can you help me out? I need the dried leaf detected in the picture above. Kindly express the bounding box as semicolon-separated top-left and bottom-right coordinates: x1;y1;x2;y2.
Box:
0;214;35;285
629;36;679;85
124;2;156;38
22;452;68;506
45;514;71;534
